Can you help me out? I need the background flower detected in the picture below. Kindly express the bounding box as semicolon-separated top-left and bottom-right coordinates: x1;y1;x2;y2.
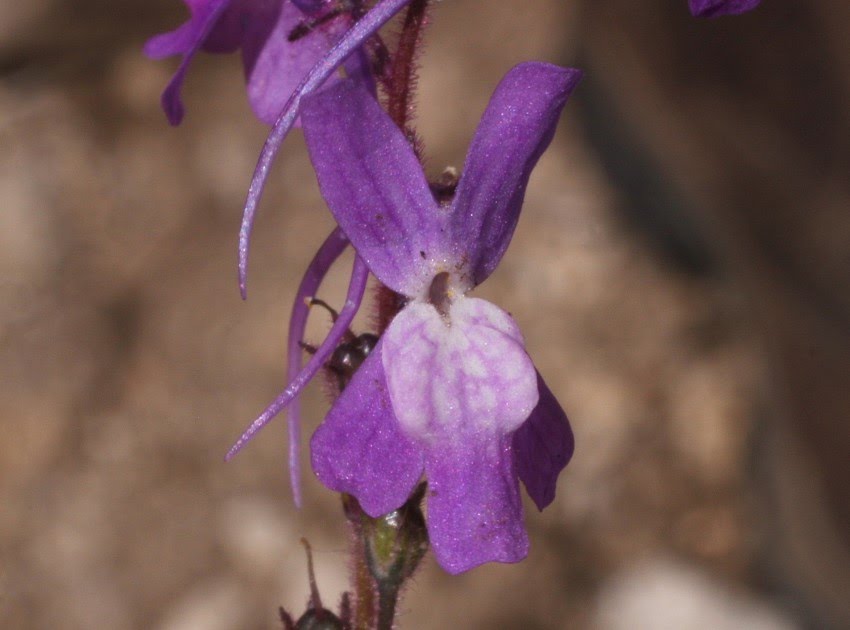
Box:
144;0;351;124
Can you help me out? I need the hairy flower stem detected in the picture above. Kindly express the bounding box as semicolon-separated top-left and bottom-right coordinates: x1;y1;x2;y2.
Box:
375;589;397;630
344;487;429;630
387;0;429;141
343;494;379;629
376;0;430;335
341;5;432;626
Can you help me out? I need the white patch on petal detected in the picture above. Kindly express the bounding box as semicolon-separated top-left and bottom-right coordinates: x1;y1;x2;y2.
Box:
464;353;486;378
481;385;497;410
452;296;525;344
382;298;539;446
502;357;523;380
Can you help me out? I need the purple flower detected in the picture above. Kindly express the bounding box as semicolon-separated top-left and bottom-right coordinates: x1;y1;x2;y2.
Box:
300;62;579;573
689;0;761;17
144;0;355;125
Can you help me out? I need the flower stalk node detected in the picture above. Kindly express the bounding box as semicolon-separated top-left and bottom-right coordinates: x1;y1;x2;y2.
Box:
427;271;452;318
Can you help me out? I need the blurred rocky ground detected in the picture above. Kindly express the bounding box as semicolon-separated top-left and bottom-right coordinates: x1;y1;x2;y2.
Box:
1;0;846;628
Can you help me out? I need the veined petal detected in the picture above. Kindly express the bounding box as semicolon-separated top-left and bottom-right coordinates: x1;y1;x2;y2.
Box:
225;253;369;461
689;0;761;17
285;227;349;507
143;0;234;125
450;62;582;286
425;435;528;574
382;298;539;444
302;79;446;297
238;0;416;298
513;371;574;511
311;339;425;517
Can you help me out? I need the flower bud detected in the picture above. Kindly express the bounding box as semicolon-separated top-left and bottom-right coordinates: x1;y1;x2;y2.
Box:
362;483;429;586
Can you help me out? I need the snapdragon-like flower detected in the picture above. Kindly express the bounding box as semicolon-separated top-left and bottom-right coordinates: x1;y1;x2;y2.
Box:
689;0;761;17
144;0;360;125
300;62;579;573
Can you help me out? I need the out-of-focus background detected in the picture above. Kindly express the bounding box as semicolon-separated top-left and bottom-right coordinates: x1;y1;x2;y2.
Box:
2;0;849;628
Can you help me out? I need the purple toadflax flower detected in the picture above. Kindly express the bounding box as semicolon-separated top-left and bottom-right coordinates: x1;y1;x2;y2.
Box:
297;61;580;573
689;0;761;17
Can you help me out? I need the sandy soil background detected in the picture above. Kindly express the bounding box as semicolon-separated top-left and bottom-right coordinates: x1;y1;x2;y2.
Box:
2;0;849;628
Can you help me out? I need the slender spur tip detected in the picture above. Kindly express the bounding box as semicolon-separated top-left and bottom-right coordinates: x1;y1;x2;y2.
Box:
225;255;368;463
286;227;349;506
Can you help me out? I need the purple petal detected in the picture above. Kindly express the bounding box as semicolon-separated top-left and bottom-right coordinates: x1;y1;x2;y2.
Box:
342;45;378;98
225;253;369;461
145;0;341;125
450;62;582;286
291;0;332;16
200;0;259;53
382;298;539;443
285;227;349;507
143;0;234;125
238;0;415;298
310;338;425;517
513;371;574;511
242;3;351;125
302;79;446;296
144;0;236;58
689;0;761;17
425;435;528;574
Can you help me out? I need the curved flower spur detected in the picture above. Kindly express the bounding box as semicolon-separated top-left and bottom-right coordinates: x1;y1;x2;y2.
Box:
301;62;581;573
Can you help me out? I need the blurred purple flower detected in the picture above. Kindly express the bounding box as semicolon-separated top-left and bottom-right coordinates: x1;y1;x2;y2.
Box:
299;62;579;573
689;0;761;17
144;0;354;125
